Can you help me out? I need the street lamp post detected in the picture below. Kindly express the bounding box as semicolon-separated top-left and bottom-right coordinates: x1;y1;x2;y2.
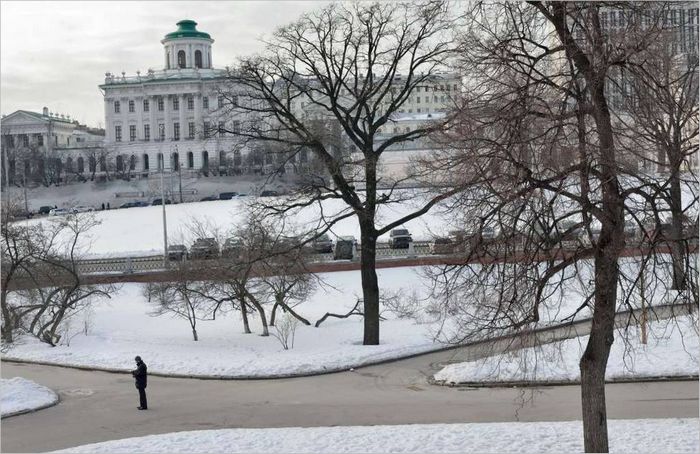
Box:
159;151;168;266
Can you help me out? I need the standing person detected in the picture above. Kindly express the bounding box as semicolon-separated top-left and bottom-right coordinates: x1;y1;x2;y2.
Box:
107;202;110;210
101;203;105;210
131;356;148;410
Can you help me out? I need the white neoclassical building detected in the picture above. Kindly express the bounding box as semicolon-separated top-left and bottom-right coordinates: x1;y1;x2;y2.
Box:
101;20;244;177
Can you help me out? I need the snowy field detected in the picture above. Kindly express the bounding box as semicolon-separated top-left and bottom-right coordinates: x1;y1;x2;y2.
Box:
1;377;58;417
4;264;695;378
3;268;443;377
22;191;452;258
434;315;699;384
52;419;699;453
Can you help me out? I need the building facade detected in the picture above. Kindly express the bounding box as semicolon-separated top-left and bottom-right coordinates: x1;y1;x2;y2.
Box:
101;20;243;177
1;108;104;186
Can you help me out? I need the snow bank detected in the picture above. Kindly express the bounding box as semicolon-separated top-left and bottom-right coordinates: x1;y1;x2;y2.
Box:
52;419;699;453
434;315;699;384
1;377;59;417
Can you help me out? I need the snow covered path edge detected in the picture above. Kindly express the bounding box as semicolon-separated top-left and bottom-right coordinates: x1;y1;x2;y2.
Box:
1;377;60;418
4;302;693;380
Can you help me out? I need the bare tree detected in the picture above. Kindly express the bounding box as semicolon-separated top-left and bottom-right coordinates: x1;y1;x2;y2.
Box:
420;2;697;452
2;213;119;346
613;28;699;291
221;1;461;345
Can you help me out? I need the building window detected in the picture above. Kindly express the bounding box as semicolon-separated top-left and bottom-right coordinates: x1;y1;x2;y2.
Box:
128;100;135;113
187;97;194;110
218;121;225;135
115;125;122;142
157;97;164;111
203;121;210;138
77;157;84;173
114;101;120;113
158;123;165;141
144;124;150;141
188;122;195;139
195;50;203;68
416;96;420;103
173;97;179;111
129;155;136;171
417;108;421;113
143;99;150;112
143;154;149;171
129;125;136;142
173;122;180;141
178;50;186;68
187;152;194;168
233;120;240;134
22;135;29;147
203;97;209;109
37;135;43;146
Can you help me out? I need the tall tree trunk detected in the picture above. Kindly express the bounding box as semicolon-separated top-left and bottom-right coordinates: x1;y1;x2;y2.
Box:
669;168;686;290
1;288;14;343
272;295;310;326
238;300;251;334
360;221;380;345
269;302;280;326
247;296;269;336
579;76;625;453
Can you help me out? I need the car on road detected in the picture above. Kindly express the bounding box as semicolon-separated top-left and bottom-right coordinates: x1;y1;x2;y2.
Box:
430;237;454;255
221;238;243;258
38;206;53;215
71;205;94;213
312;234;334;253
200;196;218;202
49;207;70;216
167;244;188;261
388;229;413;249
189;238;220;259
260;190;280;197
152;198;172;206
219;192;238;200
334;236;357;260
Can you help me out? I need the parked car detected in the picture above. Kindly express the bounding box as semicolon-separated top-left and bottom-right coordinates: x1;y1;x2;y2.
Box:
388;229;413;249
237;193;248;198
189;238;220;259
120;202;137;209
71;205;94;213
312;234;334;253
260;190;279;197
221;238;242;258
49;208;70;216
200;196;218;202
151;198;172;206
38;206;53;215
334;236;357;260
167;244;188;261
133;201;149;207
219;192;238;200
430;237;454;255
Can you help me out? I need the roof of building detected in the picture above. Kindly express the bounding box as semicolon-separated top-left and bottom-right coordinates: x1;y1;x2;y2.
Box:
163;20;211;40
16;109;75;124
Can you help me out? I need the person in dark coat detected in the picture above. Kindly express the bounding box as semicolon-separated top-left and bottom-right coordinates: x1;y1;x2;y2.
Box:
131;356;148;410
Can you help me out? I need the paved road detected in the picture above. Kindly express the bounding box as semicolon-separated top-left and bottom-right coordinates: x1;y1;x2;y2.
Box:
2;354;698;453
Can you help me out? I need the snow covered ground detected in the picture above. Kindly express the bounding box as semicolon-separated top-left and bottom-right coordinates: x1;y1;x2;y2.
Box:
52;419;699;453
3;268;444;377
3;264;695;378
434;315;699;384
1;377;59;417
19;190;459;258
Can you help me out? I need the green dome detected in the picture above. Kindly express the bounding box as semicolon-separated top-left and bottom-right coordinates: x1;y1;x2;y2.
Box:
164;20;211;40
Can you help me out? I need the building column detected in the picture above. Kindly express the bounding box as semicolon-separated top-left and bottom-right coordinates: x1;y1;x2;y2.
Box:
104;99;112;142
179;93;186;143
149;95;156;142
194;93;202;139
136;96;144;142
164;94;172;141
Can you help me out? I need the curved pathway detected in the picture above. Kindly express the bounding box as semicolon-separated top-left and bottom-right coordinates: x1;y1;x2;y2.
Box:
2;351;698;453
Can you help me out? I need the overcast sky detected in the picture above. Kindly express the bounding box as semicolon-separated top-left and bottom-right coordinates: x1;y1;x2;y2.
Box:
0;1;328;127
